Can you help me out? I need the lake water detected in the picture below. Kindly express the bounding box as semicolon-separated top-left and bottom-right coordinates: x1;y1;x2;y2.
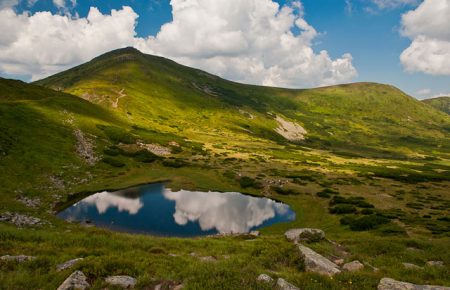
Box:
57;183;296;237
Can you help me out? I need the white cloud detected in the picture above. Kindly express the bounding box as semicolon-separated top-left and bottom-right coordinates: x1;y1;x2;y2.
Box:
371;0;419;9
400;0;450;75
0;6;139;80
415;88;431;95
0;1;357;87
135;0;357;88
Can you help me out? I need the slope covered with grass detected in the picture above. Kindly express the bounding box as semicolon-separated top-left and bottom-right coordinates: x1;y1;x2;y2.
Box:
423;96;450;115
35;48;450;159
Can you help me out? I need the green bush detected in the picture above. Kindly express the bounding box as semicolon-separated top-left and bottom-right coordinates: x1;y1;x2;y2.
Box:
361;208;374;215
349;215;390;231
340;216;356;225
272;186;299;195
162;158;186;168
103;146;121;156
329;204;357;214
239;176;262;189
98;125;136;144
102;157;125;168
316;190;331;198
133;150;159;163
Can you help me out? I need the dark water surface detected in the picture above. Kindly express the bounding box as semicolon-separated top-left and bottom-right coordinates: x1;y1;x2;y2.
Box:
57;183;296;237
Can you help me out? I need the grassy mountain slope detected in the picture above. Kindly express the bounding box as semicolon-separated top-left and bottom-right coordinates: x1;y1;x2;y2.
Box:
423;96;450;115
36;48;450;159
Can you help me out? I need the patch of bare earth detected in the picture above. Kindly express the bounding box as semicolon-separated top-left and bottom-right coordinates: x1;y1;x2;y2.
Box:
275;115;307;141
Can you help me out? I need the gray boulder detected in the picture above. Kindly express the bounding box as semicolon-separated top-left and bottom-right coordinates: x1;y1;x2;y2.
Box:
57;258;84;272
0;255;35;263
276;278;300;290
285;228;325;243
57;271;90;290
257;274;274;283
105;275;137;288
378;278;450;290
298;244;341;276
402;262;422;270
343;260;364;272
426;261;444;267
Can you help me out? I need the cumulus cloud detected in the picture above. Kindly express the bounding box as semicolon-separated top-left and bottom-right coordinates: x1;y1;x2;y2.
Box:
135;0;357;88
400;0;450;75
0;6;139;80
0;0;357;87
0;0;18;9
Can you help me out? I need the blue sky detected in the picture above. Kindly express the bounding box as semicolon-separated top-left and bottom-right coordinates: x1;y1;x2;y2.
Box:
3;0;450;99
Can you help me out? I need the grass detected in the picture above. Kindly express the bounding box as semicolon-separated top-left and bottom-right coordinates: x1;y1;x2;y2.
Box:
0;48;449;289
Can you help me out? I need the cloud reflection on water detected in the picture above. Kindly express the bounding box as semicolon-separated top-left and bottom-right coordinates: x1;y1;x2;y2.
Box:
163;189;294;234
82;191;143;215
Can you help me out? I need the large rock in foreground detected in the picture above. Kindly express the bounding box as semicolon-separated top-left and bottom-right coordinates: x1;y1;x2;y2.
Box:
378;278;450;290
57;271;90;290
298;244;341;276
285;228;325;243
276;278;300;290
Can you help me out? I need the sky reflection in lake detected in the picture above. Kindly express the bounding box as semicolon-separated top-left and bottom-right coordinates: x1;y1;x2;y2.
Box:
58;183;296;237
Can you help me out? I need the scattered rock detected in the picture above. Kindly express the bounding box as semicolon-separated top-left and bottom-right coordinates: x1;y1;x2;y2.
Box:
257;274;274;283
275;115;307;142
285;228;325;243
0;255;35;263
154;282;183;290
199;256;217;262
343;260;364;272
426;261;444;267
0;212;47;227
57;271;90;290
377;278;450;290
57;258;84;272
333;259;344;266
402;262;422;270
276;278;300;290
105;275;137;288
137;142;171;156
74;129;98;166
249;231;260;237
298;244;341;276
16;196;41;208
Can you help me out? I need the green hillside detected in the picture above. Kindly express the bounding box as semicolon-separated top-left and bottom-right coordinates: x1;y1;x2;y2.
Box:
36;47;450;159
1;48;449;289
423;96;450;115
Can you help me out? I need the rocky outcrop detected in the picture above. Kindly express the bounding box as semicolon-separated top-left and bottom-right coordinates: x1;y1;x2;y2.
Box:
57;271;90;290
276;278;300;290
0;255;35;262
275;116;307;142
57;258;84;272
105;275;137;288
298;244;341;276
0;212;46;227
378;278;450;290
257;274;274;283
342;260;364;272
74;129;98;166
16;196;41;208
285;228;325;243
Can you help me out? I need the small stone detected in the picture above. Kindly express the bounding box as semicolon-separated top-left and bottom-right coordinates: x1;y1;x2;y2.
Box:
402;262;422;270
257;274;274;283
200;256;217;262
0;255;35;263
172;285;184;290
377;278;450;290
57;271;90;290
57;258;84;272
343;260;364;272
426;261;444;267
249;231;260;237
285;228;325;243
276;278;300;290
105;275;137;288
334;259;344;266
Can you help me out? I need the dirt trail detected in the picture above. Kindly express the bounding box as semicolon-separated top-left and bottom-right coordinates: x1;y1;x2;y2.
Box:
112;89;126;108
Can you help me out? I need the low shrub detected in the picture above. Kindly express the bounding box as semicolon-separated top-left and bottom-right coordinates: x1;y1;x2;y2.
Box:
239;176;262;189
329;204;357;214
272;186;299;195
349;215;390;231
102;157;125;168
133;150;159;163
340;216;356;225
162;158;186;168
